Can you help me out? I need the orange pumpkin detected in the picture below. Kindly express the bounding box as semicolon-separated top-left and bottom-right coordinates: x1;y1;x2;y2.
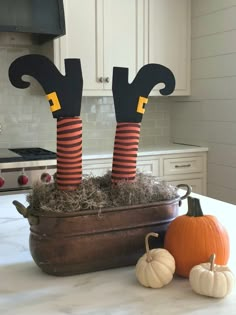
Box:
164;196;230;278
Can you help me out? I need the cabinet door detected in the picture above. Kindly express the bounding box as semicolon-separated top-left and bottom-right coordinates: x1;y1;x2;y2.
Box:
83;162;112;177
145;0;190;95
103;0;143;90
168;178;203;195
54;0;103;91
54;0;143;95
137;158;160;176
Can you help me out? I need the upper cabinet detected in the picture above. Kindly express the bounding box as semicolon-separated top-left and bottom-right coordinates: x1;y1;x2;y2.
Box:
54;0;143;95
54;0;190;96
102;0;144;92
145;0;191;96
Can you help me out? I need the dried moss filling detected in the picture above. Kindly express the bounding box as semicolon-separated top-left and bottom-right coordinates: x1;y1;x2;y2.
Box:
27;172;179;213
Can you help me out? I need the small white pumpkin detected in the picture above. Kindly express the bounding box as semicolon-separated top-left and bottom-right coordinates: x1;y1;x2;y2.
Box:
135;232;175;288
189;253;235;298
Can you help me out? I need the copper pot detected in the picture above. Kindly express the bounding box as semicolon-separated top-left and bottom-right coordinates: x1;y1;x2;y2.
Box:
13;184;191;276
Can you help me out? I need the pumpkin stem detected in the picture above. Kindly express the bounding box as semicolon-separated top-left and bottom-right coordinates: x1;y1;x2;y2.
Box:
186;197;204;217
209;253;216;272
145;232;159;262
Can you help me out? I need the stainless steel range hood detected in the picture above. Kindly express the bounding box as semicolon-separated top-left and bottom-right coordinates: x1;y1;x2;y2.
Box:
0;0;65;44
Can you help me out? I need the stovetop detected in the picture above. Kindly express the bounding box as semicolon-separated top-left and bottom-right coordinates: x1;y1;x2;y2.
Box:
0;147;56;163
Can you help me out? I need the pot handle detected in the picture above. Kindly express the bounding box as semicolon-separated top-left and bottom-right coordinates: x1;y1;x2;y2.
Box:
12;200;39;225
176;184;192;206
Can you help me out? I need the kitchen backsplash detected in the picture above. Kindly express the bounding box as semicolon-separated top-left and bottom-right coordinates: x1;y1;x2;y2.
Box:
0;40;171;154
81;97;171;154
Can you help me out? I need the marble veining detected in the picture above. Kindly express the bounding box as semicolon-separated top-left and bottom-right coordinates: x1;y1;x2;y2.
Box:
0;193;235;315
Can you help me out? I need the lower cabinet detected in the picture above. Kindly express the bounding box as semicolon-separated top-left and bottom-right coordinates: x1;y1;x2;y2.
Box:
167;178;203;195
137;156;160;175
83;151;207;195
161;153;207;194
83;156;160;177
83;159;111;177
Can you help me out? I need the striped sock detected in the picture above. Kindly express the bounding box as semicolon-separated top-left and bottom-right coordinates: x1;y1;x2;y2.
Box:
56;117;82;190
111;122;140;183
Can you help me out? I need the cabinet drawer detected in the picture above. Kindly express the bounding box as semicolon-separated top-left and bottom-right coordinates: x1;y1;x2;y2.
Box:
137;158;159;176
163;156;203;176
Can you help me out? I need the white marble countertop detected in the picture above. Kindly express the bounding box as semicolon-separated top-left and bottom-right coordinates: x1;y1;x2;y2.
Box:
0;191;235;315
83;143;208;160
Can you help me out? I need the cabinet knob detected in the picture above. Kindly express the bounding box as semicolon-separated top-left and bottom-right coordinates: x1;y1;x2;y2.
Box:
18;174;29;186
0;176;5;188
105;77;110;83
41;172;52;183
98;77;104;83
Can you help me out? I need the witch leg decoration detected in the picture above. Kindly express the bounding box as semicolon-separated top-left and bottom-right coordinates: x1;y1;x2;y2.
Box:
56;117;82;190
112;64;176;183
8;54;83;191
112;122;141;182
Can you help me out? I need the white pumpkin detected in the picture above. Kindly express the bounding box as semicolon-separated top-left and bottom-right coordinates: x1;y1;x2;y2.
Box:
189;254;235;298
135;232;175;288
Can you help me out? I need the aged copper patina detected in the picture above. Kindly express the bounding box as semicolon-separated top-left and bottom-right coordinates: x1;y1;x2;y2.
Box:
13;185;190;276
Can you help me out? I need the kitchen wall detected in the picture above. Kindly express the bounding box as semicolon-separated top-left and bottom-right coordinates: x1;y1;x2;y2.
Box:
170;0;236;204
0;34;56;150
81;97;171;154
0;33;171;154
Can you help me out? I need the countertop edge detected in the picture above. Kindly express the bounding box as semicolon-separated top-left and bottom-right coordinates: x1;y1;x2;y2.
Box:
83;146;208;161
0;146;208;168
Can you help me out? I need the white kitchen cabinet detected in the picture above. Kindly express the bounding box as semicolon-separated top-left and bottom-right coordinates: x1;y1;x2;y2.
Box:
163;155;204;177
168;178;203;195
83;158;111;177
54;0;190;96
82;156;160;177
137;156;160;175
144;0;191;96
82;151;207;195
160;152;207;194
54;0;143;94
